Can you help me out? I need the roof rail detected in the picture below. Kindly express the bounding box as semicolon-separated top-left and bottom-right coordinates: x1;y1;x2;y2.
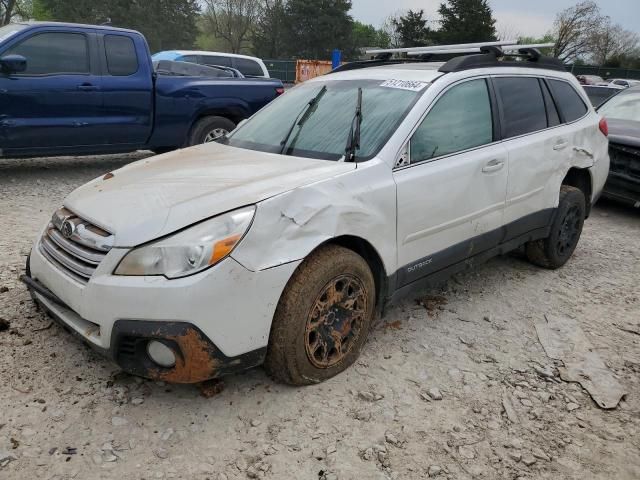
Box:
332;41;564;74
365;40;517;57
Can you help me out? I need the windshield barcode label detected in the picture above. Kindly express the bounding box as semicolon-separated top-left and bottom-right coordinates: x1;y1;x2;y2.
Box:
380;79;429;92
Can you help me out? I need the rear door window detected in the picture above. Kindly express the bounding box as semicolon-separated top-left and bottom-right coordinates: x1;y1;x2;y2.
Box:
495;77;547;138
201;55;232;68
6;32;89;75
548;80;588;122
104;35;138;76
233;58;264;77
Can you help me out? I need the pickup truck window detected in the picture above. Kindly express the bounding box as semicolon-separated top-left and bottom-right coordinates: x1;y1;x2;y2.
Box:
6;32;89;75
105;35;138;76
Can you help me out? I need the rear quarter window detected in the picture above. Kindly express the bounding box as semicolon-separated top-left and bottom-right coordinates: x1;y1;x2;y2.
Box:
234;58;264;77
549;80;588;122
104;35;138;76
495;77;548;138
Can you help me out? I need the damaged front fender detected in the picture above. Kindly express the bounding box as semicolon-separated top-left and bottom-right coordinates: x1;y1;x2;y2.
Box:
232;160;397;275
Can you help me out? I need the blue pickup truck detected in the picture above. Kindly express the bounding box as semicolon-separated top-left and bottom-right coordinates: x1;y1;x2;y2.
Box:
0;22;284;158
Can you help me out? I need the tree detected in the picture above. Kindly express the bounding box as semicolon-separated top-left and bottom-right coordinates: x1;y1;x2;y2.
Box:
283;0;354;59
380;13;402;48
517;34;556;56
202;0;261;54
34;0;200;52
437;0;496;44
590;18;639;66
551;1;603;62
252;0;288;58
352;20;389;51
392;9;432;48
1;0;32;25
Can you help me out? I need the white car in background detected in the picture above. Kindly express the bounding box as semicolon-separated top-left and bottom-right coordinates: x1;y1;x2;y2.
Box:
23;44;610;386
608;78;640;88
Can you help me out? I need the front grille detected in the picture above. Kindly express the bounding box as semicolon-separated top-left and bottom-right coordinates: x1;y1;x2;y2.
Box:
39;208;113;284
609;143;640;180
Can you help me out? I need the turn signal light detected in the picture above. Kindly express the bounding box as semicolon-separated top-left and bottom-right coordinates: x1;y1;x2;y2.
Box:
599;117;608;137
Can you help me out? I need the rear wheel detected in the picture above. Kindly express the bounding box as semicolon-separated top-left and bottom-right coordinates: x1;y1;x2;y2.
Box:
526;185;586;269
264;245;376;385
187;116;236;146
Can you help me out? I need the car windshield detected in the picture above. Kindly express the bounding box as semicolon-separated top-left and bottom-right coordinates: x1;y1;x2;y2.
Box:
599;89;640;121
223;79;427;161
0;23;26;43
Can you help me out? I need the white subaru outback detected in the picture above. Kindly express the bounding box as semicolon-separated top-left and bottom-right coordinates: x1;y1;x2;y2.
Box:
23;47;610;385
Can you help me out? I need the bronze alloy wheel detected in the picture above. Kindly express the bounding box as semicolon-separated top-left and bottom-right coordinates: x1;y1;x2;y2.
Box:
264;244;376;385
305;274;367;369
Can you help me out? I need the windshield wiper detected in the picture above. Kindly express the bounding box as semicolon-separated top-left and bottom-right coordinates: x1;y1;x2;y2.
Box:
344;87;363;162
280;85;327;155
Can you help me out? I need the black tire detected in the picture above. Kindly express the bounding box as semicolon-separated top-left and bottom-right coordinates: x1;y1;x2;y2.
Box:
187;116;236;146
526;185;586;269
264;245;376;385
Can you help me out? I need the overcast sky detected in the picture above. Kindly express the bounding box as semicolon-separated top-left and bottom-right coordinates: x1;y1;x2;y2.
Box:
350;0;640;38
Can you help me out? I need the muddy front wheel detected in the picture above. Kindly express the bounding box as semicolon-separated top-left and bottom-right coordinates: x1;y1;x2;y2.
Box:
264;245;376;385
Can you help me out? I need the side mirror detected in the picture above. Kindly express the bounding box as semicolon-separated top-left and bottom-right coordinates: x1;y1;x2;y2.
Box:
0;54;27;74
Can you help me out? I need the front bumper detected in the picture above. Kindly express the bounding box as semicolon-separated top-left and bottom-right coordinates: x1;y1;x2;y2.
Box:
24;241;299;383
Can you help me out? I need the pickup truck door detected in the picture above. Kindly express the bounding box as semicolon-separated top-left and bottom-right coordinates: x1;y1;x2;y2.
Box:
394;78;508;288
96;33;153;145
0;28;104;152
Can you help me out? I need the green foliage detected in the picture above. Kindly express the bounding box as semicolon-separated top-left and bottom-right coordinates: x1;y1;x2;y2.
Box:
393;10;432;48
283;0;353;59
352;20;389;50
252;0;288;58
33;0;200;52
437;0;496;44
517;34;556;55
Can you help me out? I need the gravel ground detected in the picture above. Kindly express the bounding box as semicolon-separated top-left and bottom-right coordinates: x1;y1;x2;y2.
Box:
0;154;639;480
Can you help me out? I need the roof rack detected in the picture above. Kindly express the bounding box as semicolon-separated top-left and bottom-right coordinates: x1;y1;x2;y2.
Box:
332;41;565;74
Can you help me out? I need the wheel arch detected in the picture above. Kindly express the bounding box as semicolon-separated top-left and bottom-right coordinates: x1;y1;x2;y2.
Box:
562;167;593;217
309;235;389;316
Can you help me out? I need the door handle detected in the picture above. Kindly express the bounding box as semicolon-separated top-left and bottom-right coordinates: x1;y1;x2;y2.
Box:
553;141;569;151
77;83;99;91
573;146;594;159
482;159;505;173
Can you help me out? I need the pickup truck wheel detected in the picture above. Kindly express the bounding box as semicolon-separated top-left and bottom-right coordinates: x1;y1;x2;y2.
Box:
188;116;236;146
265;245;376;385
525;185;586;269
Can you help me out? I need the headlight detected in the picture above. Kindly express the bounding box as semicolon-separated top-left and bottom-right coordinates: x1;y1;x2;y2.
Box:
114;206;255;279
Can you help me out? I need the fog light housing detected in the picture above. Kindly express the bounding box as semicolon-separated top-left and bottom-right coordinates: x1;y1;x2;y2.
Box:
147;340;176;368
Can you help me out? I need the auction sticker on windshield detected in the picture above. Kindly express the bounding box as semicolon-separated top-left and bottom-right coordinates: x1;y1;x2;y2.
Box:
380;79;429;92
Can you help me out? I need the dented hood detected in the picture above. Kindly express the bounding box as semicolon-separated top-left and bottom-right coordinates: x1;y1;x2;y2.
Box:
64;143;356;247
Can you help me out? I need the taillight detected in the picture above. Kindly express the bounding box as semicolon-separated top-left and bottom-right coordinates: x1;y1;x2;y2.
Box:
599;117;608;137
275;87;285;96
